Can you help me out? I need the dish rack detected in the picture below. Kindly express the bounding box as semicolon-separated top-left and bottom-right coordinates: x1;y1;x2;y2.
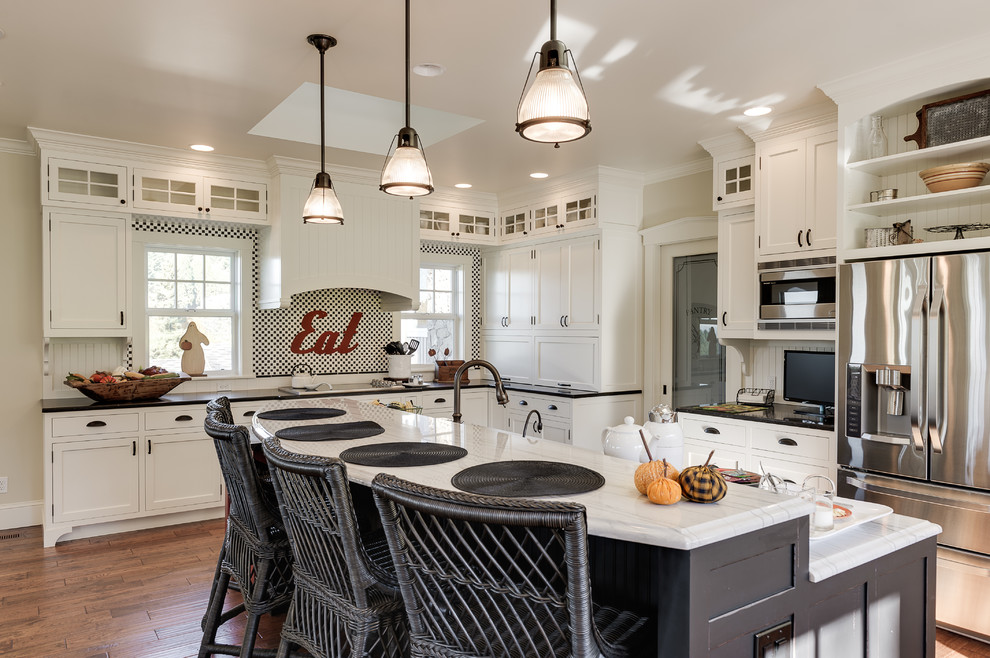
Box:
735;388;774;407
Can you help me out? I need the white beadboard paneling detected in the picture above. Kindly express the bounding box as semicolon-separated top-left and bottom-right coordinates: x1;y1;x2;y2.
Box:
48;338;127;394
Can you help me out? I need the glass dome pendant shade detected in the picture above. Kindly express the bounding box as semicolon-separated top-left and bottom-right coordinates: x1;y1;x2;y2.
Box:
381;0;434;198
303;33;344;225
381;127;434;197
515;0;591;147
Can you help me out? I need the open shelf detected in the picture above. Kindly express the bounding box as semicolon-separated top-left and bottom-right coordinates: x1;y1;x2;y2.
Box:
846;183;990;216
847;135;990;177
842;234;990;262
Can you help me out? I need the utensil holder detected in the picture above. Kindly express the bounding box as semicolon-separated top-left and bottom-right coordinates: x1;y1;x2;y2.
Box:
387;355;412;380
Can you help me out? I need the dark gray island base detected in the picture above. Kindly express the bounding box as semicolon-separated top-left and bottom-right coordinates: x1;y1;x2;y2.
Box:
588;518;935;657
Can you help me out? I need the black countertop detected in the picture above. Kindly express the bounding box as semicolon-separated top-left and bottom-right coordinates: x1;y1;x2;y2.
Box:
41;381;642;413
677;402;835;432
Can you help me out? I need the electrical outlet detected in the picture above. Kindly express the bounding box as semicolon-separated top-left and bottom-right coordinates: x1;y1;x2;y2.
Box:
0;477;8;494
216;382;232;392
767;375;776;388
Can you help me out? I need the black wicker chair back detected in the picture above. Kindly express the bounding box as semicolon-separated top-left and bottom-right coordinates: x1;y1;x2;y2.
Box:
261;436;407;658
371;473;650;658
198;397;294;658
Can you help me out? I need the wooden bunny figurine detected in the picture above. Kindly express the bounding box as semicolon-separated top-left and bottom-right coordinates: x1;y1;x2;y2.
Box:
179;321;209;376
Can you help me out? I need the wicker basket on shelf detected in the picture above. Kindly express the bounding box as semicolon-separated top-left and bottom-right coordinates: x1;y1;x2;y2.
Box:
64;374;190;402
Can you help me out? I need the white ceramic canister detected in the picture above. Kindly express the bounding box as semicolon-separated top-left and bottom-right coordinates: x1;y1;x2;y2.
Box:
602;416;650;462
387;354;413;380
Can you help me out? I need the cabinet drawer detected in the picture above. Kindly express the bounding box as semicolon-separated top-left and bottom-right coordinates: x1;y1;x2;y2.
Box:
145;407;208;431
751;451;830;486
684;440;747;470
229;403;260;424
507;394;570;420
750;425;830;462
680;416;747;447
421;393;454;412
51;412;139;437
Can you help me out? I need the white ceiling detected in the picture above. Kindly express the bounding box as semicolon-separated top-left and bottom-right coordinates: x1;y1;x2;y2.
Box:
4;0;990;193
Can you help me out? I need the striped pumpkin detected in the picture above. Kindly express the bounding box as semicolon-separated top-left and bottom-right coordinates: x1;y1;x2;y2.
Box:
679;450;727;503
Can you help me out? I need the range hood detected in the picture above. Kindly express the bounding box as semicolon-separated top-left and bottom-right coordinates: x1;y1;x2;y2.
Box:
260;157;421;311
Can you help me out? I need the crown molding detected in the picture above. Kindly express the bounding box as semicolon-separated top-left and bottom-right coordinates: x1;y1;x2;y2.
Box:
698;132;754;158
28;127;269;178
422;186;499;212
740;102;838;142
643;157;712;185
0;138;34;156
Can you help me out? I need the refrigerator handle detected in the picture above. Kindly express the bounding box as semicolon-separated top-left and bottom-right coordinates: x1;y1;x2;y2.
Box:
909;283;928;453
928;283;945;454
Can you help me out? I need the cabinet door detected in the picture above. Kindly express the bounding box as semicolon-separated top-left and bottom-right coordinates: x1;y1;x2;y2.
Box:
48;211;128;333
534;336;598;389
564;237;599;329
500;209;529;242
757;139;806;256
47;158;129;208
132;168;203;214
683;440;747;471
482;334;533;383
145;432;223;511
562;193;597;230
454;213;496;244
714;154;755;211
203;178;267;221
717;211;756;338
483;252;508;329
529;202;561;235
506;248;535;329
52;437;140;523
805;132;837;252
751;450;830;486
536;243;566;329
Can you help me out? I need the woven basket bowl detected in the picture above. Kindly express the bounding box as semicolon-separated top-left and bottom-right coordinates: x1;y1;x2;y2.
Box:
919;162;990;193
65;375;190;402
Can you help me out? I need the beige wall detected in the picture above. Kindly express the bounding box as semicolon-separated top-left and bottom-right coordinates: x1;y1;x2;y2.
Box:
642;170;712;229
0;149;43;510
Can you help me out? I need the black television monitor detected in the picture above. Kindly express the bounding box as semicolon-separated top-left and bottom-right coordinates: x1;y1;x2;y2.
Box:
783;350;835;414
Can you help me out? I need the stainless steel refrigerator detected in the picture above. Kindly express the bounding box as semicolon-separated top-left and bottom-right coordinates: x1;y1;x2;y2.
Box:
838;251;990;642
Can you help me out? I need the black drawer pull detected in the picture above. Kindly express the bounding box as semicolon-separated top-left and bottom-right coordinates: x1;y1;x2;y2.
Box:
148;439;152;454
548;404;558;410
703;427;720;435
174;415;193;422
433;398;447;404
778;437;798;446
519;400;528;406
132;441;136;456
242;410;255;417
86;420;107;428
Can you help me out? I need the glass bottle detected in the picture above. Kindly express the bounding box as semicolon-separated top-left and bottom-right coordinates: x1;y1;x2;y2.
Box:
868;115;888;159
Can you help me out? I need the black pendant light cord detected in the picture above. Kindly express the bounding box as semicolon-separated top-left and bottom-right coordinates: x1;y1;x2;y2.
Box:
319;44;327;173
405;0;411;130
550;0;556;41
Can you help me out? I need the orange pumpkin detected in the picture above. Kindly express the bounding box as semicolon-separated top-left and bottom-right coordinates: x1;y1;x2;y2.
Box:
678;450;727;503
647;476;682;505
634;459;681;494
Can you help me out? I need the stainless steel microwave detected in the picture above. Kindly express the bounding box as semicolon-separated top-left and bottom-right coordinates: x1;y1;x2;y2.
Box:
758;264;836;323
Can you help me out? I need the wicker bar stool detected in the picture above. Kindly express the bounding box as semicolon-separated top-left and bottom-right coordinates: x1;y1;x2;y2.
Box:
371;473;651;658
199;398;294;658
260;436;408;658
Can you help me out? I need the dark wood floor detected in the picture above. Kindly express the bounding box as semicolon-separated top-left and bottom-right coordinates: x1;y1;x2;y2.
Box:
0;518;987;657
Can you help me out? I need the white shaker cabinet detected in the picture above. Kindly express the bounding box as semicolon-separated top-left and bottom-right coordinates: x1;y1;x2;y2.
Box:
46;158;129;209
45;209;129;336
716;210;756;338
482;247;535;330
52;436;141;524
534;336;598;390
480;334;534;384
132;168;268;223
535;236;599;330
756;126;837;258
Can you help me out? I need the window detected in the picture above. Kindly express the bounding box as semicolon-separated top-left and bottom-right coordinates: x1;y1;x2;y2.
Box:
132;232;253;377
401;259;467;366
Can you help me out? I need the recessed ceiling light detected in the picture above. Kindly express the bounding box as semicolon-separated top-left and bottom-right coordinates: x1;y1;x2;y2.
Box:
530;172;549;179
190;144;215;152
454;183;472;189
413;63;445;77
743;106;773;117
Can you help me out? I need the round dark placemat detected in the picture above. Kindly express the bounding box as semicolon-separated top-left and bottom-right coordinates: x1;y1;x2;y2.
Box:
451;461;605;497
339;442;468;467
275;421;384;441
257;407;346;421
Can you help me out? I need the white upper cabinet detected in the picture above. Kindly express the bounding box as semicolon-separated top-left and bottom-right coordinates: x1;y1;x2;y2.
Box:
47;158;129;209
755;122;837;258
561;192;597;230
499;207;530;243
716;210;756;338
714;155;755;210
45;210;129;336
535;236;600;330
420;205;496;244
132;168;267;222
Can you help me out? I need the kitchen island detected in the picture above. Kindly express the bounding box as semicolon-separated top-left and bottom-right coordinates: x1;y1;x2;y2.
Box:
252;397;940;657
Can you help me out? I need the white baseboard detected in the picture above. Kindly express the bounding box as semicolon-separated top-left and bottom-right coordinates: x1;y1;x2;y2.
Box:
0;500;43;530
48;507;226;545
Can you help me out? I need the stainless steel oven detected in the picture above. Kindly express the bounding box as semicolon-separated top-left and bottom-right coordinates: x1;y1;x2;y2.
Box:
758;264;836;321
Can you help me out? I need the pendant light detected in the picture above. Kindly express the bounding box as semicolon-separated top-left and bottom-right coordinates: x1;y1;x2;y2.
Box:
303;34;345;224
380;0;434;197
515;0;591;147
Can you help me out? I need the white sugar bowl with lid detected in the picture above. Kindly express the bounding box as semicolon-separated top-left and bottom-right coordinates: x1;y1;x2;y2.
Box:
601;416;649;462
642;404;684;468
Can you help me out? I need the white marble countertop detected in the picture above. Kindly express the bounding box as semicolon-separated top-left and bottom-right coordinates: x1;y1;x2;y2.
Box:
808;513;941;582
250;397;813;551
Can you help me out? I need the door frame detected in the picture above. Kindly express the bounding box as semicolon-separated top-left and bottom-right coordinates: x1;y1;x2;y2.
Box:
641;217;718;409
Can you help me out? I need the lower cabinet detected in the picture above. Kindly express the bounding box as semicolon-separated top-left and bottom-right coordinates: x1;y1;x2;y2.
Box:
44;404;224;547
679;412;836;483
420;389;489;427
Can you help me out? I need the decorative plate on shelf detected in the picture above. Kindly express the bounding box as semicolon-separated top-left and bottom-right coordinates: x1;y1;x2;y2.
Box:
924;223;990;240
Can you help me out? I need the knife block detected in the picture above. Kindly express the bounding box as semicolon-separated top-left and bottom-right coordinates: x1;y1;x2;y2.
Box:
435;360;469;384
